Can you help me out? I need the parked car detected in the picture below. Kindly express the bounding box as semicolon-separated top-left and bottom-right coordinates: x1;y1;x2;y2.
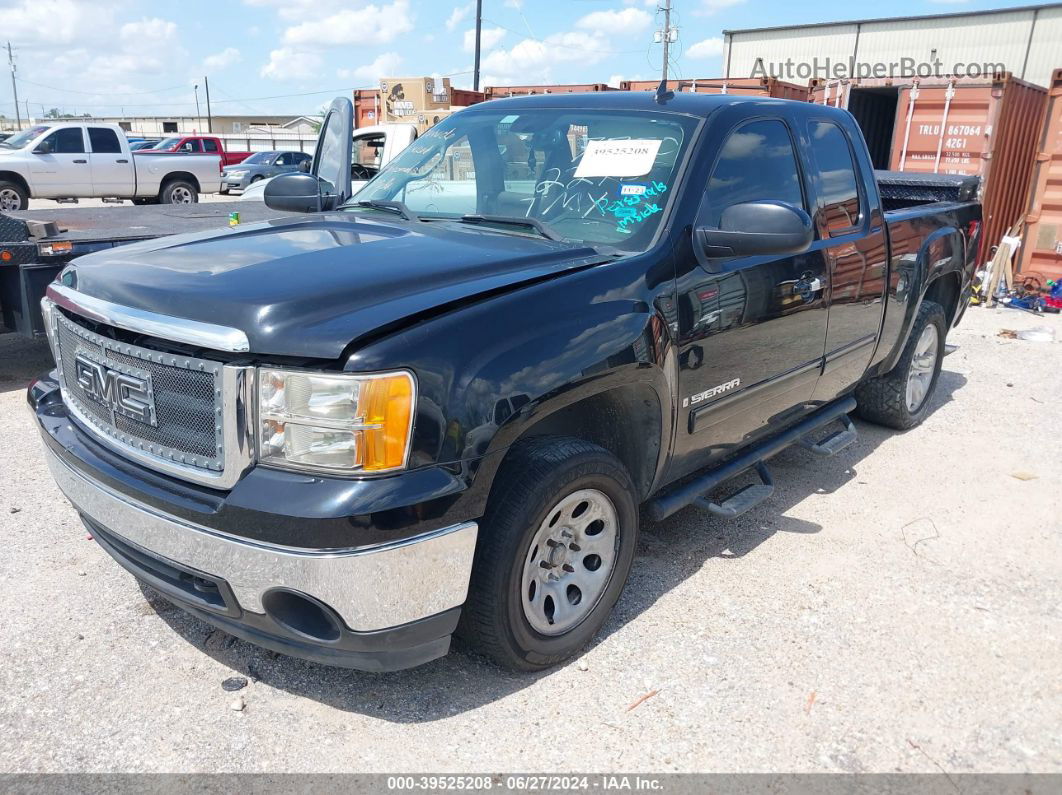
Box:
128;140;161;151
239;123;418;201
0;122;222;210
146;135;252;167
0;132;13;144
30;93;979;673
220;150;312;193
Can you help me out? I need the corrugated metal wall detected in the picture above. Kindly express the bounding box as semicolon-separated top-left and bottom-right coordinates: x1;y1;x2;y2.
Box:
725;6;1060;88
1019;68;1062;282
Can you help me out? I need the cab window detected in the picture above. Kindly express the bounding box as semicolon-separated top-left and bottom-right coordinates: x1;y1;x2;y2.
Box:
87;127;122;154
703;119;805;228
202;139;219;153
42;128;86;154
808;121;862;234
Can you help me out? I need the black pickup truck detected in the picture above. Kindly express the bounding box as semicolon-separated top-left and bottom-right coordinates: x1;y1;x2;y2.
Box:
29;92;980;672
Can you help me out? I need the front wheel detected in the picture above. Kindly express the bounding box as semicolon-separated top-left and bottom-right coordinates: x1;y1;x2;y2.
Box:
457;437;639;670
159;180;198;205
856;299;946;430
0;180;29;211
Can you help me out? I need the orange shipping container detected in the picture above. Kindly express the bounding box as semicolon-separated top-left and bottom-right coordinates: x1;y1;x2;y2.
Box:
810;74;1047;264
353;89;381;129
1019;68;1062;284
484;83;614;98
621;77;808;101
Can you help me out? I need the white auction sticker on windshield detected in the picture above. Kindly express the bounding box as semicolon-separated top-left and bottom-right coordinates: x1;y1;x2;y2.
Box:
574;139;662;178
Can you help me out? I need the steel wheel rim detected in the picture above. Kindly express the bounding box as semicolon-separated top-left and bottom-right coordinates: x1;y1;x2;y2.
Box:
0;188;22;211
171;186;193;203
906;324;939;412
521;488;619;636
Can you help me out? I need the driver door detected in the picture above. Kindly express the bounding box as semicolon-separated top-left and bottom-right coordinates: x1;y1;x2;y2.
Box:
29;127;92;197
671;113;830;479
312;97;354;206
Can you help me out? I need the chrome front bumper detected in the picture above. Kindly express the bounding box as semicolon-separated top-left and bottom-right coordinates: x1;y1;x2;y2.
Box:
45;446;478;632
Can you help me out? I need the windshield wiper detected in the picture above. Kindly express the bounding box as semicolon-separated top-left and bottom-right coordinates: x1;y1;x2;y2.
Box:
352;199;419;221
457;214;563;242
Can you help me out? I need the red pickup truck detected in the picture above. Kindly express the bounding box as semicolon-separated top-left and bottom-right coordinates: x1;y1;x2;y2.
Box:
142;135;251;167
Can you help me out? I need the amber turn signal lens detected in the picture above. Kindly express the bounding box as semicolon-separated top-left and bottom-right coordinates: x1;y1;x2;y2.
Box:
360;373;414;471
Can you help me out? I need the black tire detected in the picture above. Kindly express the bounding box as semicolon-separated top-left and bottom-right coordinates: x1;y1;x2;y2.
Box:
249;175;263;184
159;179;198;205
457;436;639;670
0;179;29;211
856;299;946;430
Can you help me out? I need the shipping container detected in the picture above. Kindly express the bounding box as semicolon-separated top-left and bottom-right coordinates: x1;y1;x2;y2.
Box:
353;89;381;129
484;83;615;99
810;73;1048;263
620;76;808;101
1018;68;1062;284
450;88;487;107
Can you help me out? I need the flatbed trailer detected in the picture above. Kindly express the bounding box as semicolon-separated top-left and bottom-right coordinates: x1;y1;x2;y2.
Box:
0;201;291;338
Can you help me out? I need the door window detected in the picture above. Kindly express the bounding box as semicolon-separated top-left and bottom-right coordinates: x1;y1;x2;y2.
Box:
276;152;294;166
808;121;862;234
352;134;385;173
704;119;804;228
42;128;86;154
202;139;219;153
181;139;202;153
87;127;122;154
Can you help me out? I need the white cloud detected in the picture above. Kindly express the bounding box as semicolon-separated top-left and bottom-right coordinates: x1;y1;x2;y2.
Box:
283;0;413;47
575;7;652;35
337;51;402;84
0;0;110;46
504;0;523;7
697;0;747;14
481;31;611;83
686;37;725;59
204;47;242;70
607;73;625;88
260;47;323;80
463;27;506;54
446;4;471;31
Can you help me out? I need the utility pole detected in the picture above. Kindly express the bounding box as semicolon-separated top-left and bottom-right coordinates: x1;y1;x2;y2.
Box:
659;0;673;84
7;42;21;129
203;75;213;133
193;84;202;131
473;0;483;92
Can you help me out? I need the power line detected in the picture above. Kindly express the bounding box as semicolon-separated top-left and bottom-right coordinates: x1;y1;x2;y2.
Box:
15;77;190;97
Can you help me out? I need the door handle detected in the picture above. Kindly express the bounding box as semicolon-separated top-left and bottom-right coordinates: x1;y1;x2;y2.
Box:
73;159;87;164
116;159;129;163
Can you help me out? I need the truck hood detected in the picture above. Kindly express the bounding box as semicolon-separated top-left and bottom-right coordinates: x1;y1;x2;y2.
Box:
60;213;603;358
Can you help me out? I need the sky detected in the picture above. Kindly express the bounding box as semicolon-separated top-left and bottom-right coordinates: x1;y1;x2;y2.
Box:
0;0;1046;120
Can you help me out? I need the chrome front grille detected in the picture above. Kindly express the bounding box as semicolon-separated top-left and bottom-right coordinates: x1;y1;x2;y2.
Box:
54;309;224;470
43;294;255;490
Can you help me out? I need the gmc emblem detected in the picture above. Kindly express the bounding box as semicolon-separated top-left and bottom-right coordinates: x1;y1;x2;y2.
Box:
74;353;157;427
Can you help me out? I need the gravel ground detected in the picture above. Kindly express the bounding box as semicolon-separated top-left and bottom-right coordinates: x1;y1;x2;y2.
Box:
0;306;1059;773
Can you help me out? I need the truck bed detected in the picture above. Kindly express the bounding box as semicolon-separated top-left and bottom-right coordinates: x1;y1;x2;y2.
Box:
2;200;288;244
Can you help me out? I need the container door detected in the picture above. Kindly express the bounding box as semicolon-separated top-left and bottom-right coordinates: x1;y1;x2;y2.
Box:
87;127;135;197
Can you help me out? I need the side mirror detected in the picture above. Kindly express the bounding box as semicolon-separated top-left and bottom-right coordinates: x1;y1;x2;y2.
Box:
697;201;813;258
34;141;52;155
263;172;338;213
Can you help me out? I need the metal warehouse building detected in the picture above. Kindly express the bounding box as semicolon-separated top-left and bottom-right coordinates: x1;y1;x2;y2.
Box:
722;3;1062;88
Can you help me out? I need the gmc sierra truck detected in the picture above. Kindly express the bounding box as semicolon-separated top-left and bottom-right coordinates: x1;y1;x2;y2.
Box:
29;92;980;672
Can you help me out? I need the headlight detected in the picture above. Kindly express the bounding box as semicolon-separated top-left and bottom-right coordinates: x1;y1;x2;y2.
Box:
257;368;415;474
226;170;248;178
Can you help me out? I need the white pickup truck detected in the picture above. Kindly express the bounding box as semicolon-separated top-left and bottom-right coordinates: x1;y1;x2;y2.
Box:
0;122;222;210
239;122;419;202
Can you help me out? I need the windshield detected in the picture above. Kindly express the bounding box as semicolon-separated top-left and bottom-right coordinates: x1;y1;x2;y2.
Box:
242;151;275;165
352;108;698;251
154;137;182;150
0;125;51;149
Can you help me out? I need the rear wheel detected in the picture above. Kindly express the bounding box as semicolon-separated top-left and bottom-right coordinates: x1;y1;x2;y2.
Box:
856;299;946;429
457;437;638;670
0;180;29;211
159;180;198;205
